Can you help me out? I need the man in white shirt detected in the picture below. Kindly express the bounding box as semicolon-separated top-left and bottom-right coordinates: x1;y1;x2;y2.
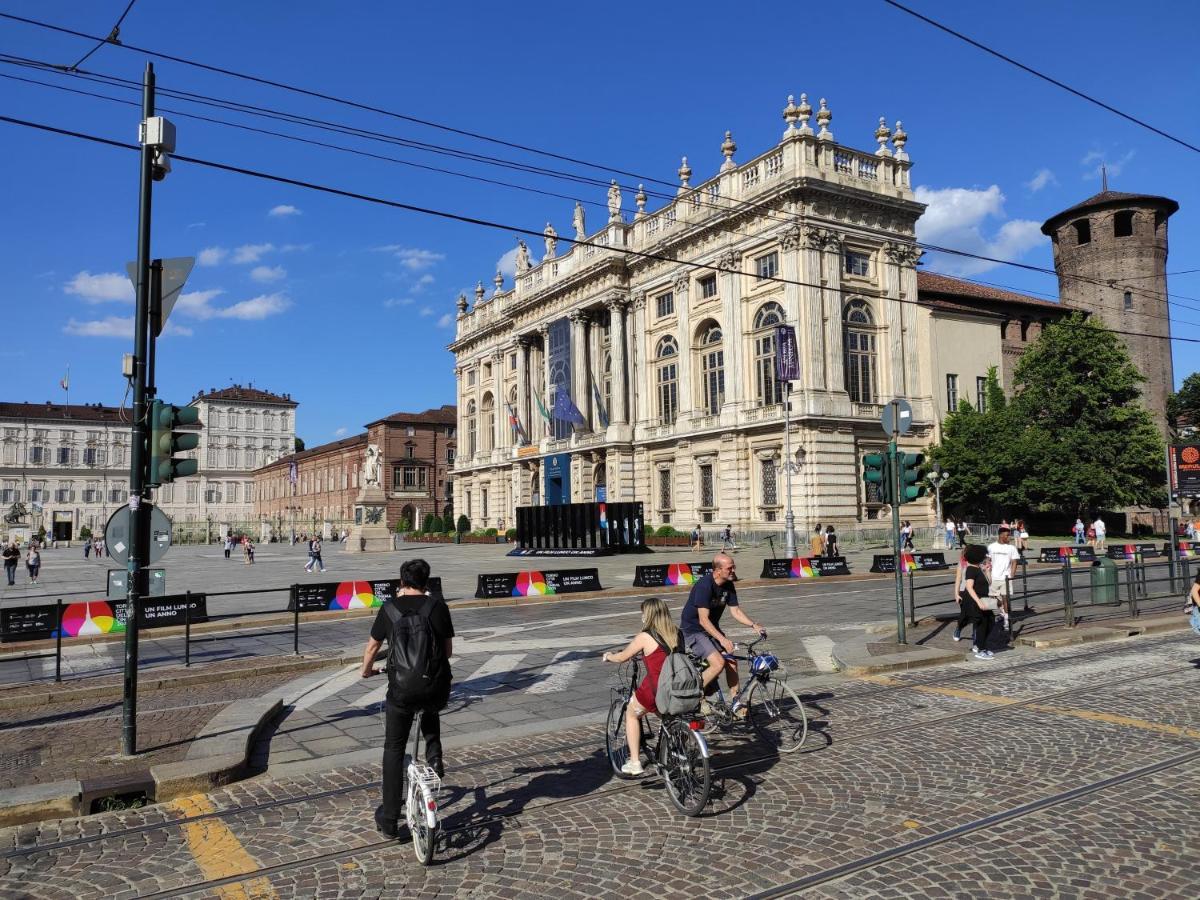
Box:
1092;516;1107;553
988;526;1022;633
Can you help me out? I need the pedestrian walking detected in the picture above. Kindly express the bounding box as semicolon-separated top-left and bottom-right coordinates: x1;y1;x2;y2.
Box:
960;543;995;659
720;524;737;552
83;539;91;559
987;526;1022;638
1014;519;1029;559
25;544;40;585
1188;571;1200;635
824;524;839;559
306;537;326;573
224;535;233;560
955;519;970;548
944;517;955;548
691;525;703;553
242;536;252;565
359;558;454;839
952;546;975;644
2;541;19;586
1073;518;1086;545
809;525;825;558
1092;515;1107;553
901;520;914;551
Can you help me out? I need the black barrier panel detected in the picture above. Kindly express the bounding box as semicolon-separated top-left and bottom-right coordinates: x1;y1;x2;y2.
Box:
870;552;949;574
516;502;645;553
475;568;603;598
1167;541;1200;559
137;594;209;629
289;577;445;612
1106;542;1161;560
760;557;852;578
632;562;713;587
1;604;58;642
1038;546;1098;563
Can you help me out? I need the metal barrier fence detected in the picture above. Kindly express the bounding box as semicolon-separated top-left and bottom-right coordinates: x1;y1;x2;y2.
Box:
905;556;1187;631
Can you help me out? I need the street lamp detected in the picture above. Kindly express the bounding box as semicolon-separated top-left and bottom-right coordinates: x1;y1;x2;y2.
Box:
927;466;949;548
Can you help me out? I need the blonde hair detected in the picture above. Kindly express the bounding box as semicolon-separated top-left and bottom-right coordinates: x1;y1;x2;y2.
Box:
641;597;678;651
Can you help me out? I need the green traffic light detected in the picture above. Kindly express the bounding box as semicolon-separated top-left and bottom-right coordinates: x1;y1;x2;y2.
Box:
148;399;200;485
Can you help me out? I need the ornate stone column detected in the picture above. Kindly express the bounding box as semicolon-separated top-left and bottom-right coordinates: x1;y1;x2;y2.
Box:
630;292;649;430
516;337;530;444
537;323;552;443
491;349;505;453
820;231;845;392
798;227;826;390
674;273;692;422
718;249;745;414
607;295;629;426
885;242;923;400
568;310;589;431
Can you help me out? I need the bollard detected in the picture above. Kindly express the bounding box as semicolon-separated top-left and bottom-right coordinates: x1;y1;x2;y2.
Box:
1062;558;1075;627
55;598;63;683
291;584;300;656
1020;558;1029;613
184;591;191;668
906;570;917;626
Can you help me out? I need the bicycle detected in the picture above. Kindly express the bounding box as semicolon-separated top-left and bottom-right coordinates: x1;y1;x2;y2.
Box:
405;726;442;865
604;658;712;816
693;635;808;754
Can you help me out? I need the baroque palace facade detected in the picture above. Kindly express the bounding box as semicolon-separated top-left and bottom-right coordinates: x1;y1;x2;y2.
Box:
448;96;1071;532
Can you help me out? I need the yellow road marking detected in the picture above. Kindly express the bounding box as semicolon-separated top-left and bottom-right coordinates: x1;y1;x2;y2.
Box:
164;794;278;900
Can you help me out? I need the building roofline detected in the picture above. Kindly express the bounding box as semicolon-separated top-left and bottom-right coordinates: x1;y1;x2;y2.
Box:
1041;190;1179;235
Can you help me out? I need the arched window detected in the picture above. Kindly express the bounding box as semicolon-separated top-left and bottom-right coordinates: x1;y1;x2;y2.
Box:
655;336;679;425
843;300;878;404
466;400;477;456
1114;210;1134;238
752;301;787;407
480;393;495;452
696;322;725;416
1072;219;1091;245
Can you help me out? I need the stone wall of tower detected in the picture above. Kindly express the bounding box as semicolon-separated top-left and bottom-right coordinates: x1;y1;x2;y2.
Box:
1045;199;1176;435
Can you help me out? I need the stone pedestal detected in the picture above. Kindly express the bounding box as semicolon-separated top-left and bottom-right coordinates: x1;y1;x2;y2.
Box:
346;486;392;553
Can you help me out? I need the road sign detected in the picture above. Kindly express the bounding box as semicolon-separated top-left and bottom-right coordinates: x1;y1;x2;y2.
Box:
105;504;172;566
126;256;194;336
108;567;165;600
881;399;913;436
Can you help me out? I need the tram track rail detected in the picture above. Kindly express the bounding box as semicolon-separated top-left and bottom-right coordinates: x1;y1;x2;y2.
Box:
6;650;1195;898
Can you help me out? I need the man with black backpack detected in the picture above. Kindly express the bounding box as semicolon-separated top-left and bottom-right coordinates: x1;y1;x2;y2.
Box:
359;558;454;839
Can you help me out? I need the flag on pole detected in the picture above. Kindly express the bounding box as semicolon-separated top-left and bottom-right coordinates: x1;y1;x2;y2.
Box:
288;458;298;485
534;391;552;424
505;400;528;444
59;368;69;391
774;324;800;382
590;377;609;428
551;386;586;426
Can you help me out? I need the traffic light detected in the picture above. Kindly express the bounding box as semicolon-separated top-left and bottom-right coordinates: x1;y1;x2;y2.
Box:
897;452;927;504
148;400;200;485
862;452;892;505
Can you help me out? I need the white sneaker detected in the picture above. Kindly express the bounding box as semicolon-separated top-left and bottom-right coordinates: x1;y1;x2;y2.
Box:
620;759;644;777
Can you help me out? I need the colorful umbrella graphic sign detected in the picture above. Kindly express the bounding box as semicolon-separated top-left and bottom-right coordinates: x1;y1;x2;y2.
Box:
329;581;381;610
513;571;551;596
59;600;125;637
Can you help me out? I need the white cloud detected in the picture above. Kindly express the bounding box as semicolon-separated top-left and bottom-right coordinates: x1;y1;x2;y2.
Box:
383;297;414;308
914;184;1044;275
231;243;275;264
250;264;286;283
64;271;132;303
268;204;301;217
186;222;206;229
174;289;225;318
1025;168;1057;192
375;245;445;271
437;313;455;329
496;247;519;280
197;246;227;267
412;273;436;293
334;427;348;437
280;243;311;253
1081;149;1136;180
64;316;191;338
418;306;434;317
214;292;290;320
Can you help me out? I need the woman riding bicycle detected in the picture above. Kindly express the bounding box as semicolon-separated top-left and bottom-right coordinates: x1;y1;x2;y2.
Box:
601;597;680;777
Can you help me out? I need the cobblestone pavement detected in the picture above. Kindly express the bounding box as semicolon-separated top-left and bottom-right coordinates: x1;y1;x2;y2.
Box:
0;667;305;789
0;632;1196;897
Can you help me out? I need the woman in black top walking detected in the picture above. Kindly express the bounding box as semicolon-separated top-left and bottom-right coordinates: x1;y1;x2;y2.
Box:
823;525;838;558
960;544;994;659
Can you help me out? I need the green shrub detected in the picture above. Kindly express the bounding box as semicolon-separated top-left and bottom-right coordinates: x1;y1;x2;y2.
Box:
394;518;411;533
655;524;678;537
456;515;470;533
444;530;455;539
505;528;517;539
421;514;436;533
484;527;498;537
428;515;443;534
79;525;92;539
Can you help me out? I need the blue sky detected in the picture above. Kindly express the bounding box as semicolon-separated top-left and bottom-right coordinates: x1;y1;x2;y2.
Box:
2;0;1197;446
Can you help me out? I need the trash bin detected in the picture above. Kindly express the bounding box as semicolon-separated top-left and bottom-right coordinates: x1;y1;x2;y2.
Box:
1090;557;1118;605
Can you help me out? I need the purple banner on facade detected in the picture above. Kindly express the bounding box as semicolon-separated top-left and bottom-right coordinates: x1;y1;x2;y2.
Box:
775;324;800;382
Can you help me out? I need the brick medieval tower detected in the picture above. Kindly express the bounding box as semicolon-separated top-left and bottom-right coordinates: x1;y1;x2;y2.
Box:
1041;187;1179;435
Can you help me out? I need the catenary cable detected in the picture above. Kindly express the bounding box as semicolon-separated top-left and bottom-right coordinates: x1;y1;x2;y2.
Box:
3;111;1199;350
67;0;137;72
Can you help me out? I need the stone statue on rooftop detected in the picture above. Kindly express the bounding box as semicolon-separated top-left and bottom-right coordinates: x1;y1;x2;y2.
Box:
607;180;622;223
573;201;586;239
515;239;531;274
543;222;558;260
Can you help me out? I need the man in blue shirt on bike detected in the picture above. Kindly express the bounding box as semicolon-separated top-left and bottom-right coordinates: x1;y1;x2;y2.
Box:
681;553;766;714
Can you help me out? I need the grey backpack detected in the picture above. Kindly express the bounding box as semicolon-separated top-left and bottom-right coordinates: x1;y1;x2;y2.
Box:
653;631;703;716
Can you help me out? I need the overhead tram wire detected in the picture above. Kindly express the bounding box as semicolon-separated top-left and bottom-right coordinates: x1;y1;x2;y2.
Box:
882;0;1200;155
4;51;1198;315
3;111;1199;349
67;0;137;72
9;61;1200;332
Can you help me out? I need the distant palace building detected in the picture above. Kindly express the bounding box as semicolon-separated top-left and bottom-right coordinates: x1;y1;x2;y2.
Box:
447;96;1074;531
0;384;295;541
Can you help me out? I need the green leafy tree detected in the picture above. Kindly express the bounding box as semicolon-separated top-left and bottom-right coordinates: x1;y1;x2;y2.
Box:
1166;371;1200;438
294;437;306;452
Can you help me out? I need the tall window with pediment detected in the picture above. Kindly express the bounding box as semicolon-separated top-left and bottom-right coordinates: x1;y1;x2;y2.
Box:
466;400;477;456
753;301;786;407
843;299;878;404
655;336;679;425
481;394;495;452
696;322;725;416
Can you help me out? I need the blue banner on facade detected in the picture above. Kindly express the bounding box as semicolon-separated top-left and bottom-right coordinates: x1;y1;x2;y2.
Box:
544;453;571;505
548;318;573;440
775;324;800;382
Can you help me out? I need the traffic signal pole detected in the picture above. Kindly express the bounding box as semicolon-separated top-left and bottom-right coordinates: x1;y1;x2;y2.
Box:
122;62;156;756
889;432;906;645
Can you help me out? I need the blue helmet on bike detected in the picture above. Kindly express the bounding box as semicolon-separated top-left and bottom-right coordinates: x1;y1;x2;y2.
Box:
750;653;779;674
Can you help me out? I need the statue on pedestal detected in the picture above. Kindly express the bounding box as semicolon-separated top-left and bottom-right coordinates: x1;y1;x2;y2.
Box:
572;201;586;240
362;443;382;488
515;239;532;274
543;222;558;260
607;180;622;223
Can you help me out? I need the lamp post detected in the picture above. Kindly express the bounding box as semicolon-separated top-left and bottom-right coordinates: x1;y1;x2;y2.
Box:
928;466;949;548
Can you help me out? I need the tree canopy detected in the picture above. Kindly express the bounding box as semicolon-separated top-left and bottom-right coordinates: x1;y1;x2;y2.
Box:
927;312;1165;517
1167;371;1200;438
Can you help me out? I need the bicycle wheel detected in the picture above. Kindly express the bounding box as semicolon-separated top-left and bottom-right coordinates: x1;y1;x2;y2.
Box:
407;782;436;866
747;677;808;754
659;720;711;816
606;697;632;775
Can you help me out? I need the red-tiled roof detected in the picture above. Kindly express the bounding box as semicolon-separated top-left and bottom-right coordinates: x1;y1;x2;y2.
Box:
192;385;297;406
917;271;1068;311
0;401;126;424
1041;189;1178;234
366;405;457;427
256;433;366;472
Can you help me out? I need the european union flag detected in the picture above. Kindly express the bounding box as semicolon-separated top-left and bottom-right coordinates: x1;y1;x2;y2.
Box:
551;386;586;425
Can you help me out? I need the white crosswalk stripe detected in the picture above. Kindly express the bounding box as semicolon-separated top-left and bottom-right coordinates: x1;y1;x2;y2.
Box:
525;650;584;695
456;653;527;694
289;664;363;710
799;636;837;673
